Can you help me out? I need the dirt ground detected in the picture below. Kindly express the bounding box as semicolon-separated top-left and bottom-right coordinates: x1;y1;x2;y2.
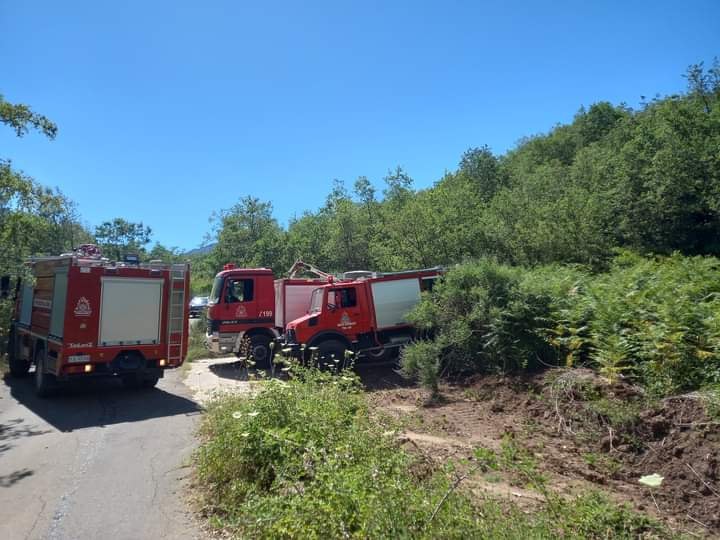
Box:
361;366;720;538
186;358;719;537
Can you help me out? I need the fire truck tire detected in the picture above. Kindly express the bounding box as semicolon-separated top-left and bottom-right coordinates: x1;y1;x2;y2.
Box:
362;347;391;362
142;375;160;388
7;326;30;377
121;373;158;389
249;334;273;369
317;339;347;370
34;347;55;398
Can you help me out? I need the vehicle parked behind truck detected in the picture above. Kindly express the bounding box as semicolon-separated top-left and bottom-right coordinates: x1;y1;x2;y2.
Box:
283;266;443;362
6;245;190;396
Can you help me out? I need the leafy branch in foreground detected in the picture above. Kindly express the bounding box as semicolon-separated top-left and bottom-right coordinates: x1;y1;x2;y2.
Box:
0;94;57;139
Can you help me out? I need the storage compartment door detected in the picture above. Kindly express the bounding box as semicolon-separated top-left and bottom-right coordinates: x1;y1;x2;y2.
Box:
19;283;33;326
49;268;68;339
274;280;283;328
371;278;421;328
99;277;163;346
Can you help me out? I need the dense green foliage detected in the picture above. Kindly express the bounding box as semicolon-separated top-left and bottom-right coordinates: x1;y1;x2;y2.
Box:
0;95;91;355
401;253;720;396
94;218;153;261
192;61;720;279
197;368;668;539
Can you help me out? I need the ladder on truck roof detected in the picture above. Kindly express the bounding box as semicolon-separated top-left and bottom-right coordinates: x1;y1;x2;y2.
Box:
167;264;187;364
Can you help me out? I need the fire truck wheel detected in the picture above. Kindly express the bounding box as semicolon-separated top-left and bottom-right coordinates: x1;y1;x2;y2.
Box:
249;335;273;369
363;347;391;362
317;339;347;370
141;375;160;388
34;347;55;398
121;373;159;389
7;326;30;377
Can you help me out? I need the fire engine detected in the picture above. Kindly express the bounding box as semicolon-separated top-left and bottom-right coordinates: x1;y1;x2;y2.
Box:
6;245;190;396
283;266;443;361
205;260;335;365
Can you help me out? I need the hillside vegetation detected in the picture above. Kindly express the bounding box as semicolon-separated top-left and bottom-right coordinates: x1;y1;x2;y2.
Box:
195;61;720;279
193;61;720;538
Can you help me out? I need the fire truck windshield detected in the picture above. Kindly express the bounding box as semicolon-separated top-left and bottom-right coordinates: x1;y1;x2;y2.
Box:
309;288;324;314
209;276;223;304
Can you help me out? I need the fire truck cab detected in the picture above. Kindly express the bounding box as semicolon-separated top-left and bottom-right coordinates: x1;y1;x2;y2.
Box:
6;246;190;396
205;260;331;365
284;267;443;361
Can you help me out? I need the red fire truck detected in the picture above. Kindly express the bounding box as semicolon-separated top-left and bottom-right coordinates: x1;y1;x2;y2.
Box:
204;260;334;365
283;267;443;361
6;246;190;396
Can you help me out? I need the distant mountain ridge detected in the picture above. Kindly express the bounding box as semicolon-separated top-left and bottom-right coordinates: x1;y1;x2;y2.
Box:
184;243;216;257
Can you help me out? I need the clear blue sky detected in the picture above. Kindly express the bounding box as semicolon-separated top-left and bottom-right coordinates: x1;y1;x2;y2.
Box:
1;1;719;251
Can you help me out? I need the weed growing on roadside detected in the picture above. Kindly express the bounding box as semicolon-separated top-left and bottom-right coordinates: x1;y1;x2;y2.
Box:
196;366;673;539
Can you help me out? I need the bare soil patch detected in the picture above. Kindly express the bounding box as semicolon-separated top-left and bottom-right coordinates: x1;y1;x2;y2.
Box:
364;367;720;537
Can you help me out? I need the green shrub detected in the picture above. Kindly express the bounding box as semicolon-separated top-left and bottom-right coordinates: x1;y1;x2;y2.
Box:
405;253;720;397
196;368;671;539
399;340;441;396
403;258;568;382
564;252;720;394
186;312;214;362
196;368;482;538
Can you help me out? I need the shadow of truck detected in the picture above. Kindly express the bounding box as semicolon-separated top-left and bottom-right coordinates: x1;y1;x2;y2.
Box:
3;374;202;432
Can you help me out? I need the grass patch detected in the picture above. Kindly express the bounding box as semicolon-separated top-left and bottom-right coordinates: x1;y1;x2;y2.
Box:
195;366;672;539
700;385;720;420
186;314;222;363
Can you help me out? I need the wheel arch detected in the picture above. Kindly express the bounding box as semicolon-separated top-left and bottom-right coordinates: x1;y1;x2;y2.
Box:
308;332;352;350
244;327;276;341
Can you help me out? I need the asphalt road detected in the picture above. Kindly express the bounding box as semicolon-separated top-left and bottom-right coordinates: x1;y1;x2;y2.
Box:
0;368;204;540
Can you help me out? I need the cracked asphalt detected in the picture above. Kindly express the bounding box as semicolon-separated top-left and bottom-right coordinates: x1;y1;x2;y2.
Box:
0;368;204;540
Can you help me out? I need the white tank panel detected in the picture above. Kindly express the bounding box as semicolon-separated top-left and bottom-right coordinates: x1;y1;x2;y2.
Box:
371;278;421;328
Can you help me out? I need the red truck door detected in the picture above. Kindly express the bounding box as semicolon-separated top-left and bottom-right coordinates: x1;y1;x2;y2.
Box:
324;284;370;340
218;275;260;323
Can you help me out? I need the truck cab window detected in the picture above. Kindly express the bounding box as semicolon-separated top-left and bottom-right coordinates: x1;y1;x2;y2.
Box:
209;276;224;304
226;279;254;303
332;287;357;308
420;277;437;292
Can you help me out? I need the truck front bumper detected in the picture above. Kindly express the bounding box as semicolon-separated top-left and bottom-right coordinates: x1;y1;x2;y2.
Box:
205;332;239;354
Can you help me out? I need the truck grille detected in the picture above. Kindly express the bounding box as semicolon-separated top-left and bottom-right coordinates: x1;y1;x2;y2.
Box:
207;319;219;334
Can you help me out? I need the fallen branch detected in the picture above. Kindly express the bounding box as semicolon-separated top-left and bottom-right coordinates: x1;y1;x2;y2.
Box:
425;464;480;528
686;462;720;499
686;513;709;529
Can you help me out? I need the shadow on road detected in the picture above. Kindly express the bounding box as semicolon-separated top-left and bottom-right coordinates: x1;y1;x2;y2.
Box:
206;357;414;392
208;359;287;381
0;417;51;456
0;468;33;487
3;375;202;433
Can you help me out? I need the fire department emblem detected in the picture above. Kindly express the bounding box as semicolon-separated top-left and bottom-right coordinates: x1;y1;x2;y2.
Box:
338;311;355;329
74;296;92;317
235;304;247;318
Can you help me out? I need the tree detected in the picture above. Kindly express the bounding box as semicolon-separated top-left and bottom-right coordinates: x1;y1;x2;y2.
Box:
458;146;504;201
383;166;414;204
147;243;182;263
212;196;285;273
94;218;153;261
0;93;72;354
684;58;720;113
0;94;57;139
